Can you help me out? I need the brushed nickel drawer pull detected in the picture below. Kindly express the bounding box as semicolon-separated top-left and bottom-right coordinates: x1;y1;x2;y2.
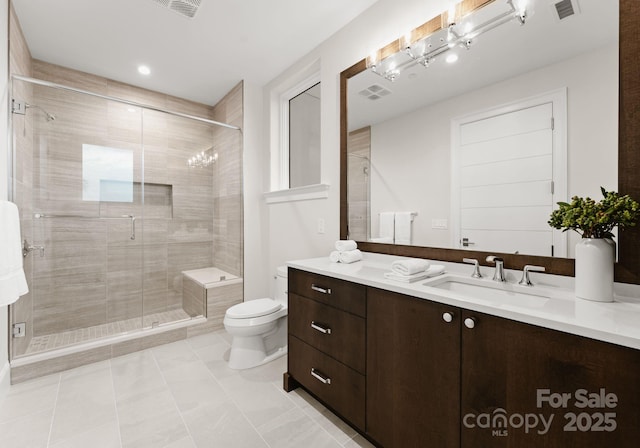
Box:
311;321;332;335
310;368;331;385
311;284;332;294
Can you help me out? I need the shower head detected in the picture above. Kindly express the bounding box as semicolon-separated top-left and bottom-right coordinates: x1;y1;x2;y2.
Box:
26;103;56;121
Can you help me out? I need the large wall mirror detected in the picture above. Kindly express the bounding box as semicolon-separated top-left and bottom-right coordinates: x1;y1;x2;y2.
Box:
340;0;640;283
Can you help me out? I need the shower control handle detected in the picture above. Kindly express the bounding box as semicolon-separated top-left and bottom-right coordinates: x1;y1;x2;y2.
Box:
22;239;45;258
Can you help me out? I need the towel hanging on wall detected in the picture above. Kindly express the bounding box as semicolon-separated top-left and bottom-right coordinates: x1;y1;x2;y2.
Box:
0;201;29;306
394;212;416;245
379;212;395;242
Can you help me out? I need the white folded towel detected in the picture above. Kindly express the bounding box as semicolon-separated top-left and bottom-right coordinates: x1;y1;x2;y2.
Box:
329;251;340;263
424;265;446;277
391;258;430;276
384;271;429;283
0;201;29;306
335;240;357;252
339;249;363;264
383;265;445;283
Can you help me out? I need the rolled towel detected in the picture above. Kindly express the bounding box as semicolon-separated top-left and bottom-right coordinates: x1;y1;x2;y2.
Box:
329;251;340;263
339;249;363;264
384;271;429;283
335;240;357;252
391;258;430;276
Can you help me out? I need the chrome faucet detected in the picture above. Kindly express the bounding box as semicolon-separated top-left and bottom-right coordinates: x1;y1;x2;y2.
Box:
486;256;506;282
518;265;546;286
462;258;483;278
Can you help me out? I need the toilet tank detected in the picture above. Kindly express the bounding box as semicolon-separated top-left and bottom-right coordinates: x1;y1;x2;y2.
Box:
275;266;288;305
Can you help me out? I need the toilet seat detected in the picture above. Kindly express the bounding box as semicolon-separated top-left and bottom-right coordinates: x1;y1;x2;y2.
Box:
226;298;282;319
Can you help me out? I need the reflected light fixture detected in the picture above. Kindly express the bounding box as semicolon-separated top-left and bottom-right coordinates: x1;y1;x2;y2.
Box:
367;0;528;82
187;148;218;168
138;65;151;76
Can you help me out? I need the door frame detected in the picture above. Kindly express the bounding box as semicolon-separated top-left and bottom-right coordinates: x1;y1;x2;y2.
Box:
450;88;568;257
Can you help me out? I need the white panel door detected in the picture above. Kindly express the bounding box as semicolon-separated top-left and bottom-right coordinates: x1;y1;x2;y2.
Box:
454;99;563;257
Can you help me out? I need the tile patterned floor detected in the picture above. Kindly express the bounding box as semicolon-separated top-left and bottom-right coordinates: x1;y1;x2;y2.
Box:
25;309;193;355
0;330;375;448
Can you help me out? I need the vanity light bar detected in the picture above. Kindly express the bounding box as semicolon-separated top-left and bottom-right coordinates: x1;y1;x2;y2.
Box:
368;0;527;82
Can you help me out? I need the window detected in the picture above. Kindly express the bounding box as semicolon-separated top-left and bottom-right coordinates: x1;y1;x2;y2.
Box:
82;144;133;202
288;82;320;188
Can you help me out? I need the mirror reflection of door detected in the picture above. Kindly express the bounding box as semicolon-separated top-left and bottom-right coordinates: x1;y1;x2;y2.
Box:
452;90;567;257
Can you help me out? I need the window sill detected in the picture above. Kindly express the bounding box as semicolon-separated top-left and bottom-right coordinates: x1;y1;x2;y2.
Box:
263;184;330;204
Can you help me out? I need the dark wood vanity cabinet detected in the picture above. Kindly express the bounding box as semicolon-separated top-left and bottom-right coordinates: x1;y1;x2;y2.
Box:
285;268;367;430
461;310;640;447
285;269;640;448
366;288;461;448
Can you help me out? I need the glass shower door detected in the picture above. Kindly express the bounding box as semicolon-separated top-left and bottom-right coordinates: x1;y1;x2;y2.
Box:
10;79;145;358
140;109;214;327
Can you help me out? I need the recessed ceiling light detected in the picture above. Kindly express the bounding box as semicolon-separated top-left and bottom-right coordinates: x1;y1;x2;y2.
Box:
138;65;151;75
446;54;459;64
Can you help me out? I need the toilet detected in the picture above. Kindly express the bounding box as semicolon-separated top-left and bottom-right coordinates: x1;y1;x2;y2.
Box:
223;266;288;369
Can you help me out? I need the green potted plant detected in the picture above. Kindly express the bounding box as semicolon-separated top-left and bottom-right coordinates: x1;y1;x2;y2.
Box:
548;187;640;302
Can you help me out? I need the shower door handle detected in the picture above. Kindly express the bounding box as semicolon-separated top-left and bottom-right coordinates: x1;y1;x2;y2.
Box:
123;215;136;240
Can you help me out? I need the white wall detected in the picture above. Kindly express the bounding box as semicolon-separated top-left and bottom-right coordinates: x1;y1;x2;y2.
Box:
252;0;452;284
242;80;270;299
369;44;618;251
1;0;11;399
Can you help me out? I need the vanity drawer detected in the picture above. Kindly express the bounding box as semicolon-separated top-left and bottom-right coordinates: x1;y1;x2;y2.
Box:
288;293;365;373
289;336;365;431
288;268;366;317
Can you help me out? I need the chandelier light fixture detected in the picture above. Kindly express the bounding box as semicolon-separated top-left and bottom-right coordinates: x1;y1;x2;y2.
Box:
367;0;529;82
187;147;218;168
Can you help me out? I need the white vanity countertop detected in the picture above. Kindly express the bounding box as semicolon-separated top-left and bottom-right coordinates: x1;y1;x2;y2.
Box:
287;253;640;351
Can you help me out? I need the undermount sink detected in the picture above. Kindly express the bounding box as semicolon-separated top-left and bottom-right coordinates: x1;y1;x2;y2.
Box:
423;275;550;307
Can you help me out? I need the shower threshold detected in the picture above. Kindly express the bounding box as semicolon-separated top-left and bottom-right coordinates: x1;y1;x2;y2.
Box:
24;309;192;356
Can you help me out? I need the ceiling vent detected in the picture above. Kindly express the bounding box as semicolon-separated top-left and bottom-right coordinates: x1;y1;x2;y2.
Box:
359;84;392;101
551;0;580;21
152;0;202;19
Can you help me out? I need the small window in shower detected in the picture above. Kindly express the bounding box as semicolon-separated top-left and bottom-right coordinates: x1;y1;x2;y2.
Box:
82;144;134;202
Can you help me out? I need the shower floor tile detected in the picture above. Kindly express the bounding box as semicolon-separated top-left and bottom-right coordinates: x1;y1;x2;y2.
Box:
25;309;192;355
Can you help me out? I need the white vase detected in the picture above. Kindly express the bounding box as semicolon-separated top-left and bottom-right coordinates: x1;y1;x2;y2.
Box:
574;238;615;302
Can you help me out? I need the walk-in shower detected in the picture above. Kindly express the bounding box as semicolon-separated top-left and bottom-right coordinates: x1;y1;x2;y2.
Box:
8;74;243;379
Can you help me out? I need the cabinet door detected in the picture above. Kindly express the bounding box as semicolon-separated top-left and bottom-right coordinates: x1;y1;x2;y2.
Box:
367;288;460;448
461;310;640;447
